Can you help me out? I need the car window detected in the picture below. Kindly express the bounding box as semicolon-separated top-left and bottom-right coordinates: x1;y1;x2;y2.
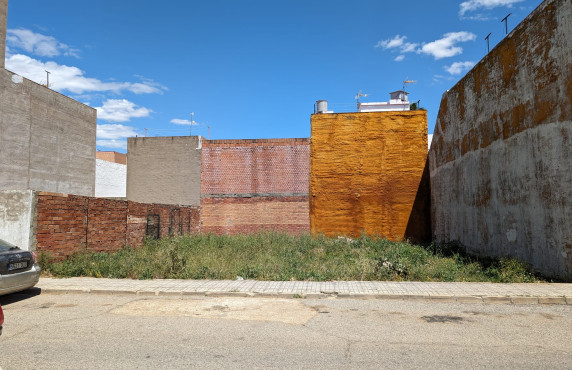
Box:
0;238;18;251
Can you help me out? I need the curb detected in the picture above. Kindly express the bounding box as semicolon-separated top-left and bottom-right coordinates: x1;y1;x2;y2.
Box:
36;287;571;305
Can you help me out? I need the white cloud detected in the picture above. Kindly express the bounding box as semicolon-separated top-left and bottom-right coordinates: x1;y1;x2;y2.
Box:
375;35;419;55
394;55;405;62
96;99;152;123
432;74;455;85
96;124;140;150
97;124;138;140
420;32;476;59
375;35;406;49
170;118;199;126
459;0;524;16
445;61;476;75
5;54;166;95
6;29;79;57
96;139;128;151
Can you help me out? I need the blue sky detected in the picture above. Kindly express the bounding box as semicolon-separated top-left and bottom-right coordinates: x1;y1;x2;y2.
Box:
5;0;542;152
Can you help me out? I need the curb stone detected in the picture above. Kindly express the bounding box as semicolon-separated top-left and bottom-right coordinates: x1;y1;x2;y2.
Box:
33;278;572;305
34;287;572;305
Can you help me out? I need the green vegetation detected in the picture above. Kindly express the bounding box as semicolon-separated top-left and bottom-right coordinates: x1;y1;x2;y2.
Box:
39;232;544;283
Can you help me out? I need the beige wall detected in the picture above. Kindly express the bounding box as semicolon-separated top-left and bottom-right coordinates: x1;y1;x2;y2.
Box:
0;69;97;196
127;136;202;206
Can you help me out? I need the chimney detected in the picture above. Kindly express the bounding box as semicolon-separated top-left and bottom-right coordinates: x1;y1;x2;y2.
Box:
0;0;7;69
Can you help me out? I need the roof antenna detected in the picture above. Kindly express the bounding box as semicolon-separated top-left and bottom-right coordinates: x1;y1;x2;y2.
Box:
355;90;368;103
485;33;492;53
403;79;416;92
501;13;512;35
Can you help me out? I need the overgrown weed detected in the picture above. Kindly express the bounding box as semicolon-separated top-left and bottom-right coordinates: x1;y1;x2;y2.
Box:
39;232;545;283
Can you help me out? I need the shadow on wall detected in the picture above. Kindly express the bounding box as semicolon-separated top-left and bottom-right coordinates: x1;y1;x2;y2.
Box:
404;160;431;244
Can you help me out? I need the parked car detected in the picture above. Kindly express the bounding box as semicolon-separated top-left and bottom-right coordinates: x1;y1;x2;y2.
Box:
0;304;3;335
0;238;41;295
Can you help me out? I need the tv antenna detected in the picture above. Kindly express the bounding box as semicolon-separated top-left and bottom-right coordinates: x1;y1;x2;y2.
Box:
485;33;492;53
403;79;416;92
355;90;368;103
501;13;512;35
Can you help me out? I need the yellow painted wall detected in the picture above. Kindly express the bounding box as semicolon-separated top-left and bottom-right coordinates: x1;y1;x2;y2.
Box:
310;111;428;239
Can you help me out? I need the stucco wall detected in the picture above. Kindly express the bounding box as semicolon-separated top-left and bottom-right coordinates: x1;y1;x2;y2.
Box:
429;0;572;279
0;190;36;251
310;111;429;240
0;69;97;196
127;136;202;206
95;159;126;198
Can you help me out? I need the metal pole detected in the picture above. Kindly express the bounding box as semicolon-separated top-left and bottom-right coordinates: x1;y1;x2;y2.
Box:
485;33;491;53
501;13;512;35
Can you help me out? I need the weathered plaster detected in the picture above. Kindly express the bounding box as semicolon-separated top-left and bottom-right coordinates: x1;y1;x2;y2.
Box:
429;0;572;280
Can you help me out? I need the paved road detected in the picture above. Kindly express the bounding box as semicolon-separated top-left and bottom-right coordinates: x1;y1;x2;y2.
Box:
1;290;571;369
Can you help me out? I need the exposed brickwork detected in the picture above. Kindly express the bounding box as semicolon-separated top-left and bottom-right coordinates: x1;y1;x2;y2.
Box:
200;138;310;235
36;193;88;257
96;151;127;165
36;192;200;259
86;198;127;252
201;196;309;235
201;138;310;196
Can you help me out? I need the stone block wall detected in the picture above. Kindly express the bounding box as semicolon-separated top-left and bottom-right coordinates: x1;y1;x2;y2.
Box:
428;0;572;279
201;138;310;234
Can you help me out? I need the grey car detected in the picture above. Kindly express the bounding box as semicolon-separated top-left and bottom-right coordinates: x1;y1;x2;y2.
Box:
0;238;41;295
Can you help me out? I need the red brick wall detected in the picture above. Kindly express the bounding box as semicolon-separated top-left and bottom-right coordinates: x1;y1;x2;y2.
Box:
201;138;310;195
36;193;88;257
201;139;310;235
201;196;309;235
36;192;200;259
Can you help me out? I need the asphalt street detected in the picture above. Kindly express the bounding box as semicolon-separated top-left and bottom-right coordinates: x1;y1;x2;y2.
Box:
0;290;571;369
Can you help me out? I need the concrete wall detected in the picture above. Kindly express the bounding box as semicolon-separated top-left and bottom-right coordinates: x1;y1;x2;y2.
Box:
127;136;202;206
429;0;572;280
0;0;7;69
95;159;126;198
201;138;310;235
0;68;97;196
0;190;36;251
310;111;429;240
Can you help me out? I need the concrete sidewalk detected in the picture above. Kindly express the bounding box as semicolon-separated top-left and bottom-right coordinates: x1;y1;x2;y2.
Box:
36;277;572;304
